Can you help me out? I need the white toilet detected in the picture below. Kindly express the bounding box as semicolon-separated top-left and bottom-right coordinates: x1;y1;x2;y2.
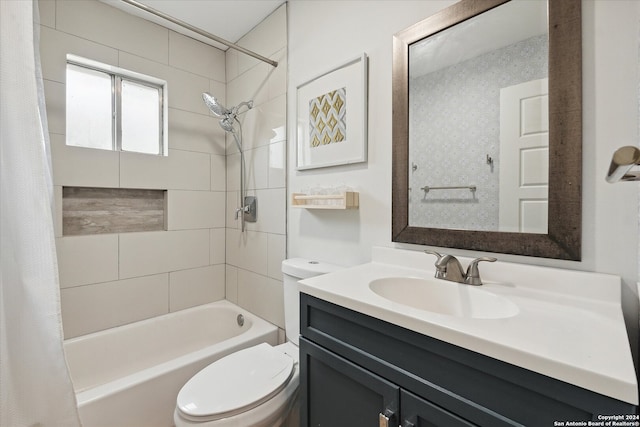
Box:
174;258;340;427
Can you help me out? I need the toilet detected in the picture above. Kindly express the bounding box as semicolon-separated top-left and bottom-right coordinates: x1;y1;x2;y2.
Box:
174;258;340;427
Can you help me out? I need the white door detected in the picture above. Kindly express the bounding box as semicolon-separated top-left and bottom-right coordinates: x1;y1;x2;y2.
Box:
498;78;548;233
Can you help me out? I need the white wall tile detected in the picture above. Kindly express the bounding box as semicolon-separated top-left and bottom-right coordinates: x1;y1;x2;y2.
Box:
226;228;268;275
225;265;238;304
211;154;226;191
237;269;285;328
236;5;287;75
168;108;225;155
43;79;65;135
245;188;285;235
268;140;286;189
169;31;225;81
56;0;169;64
61;274;169;338
226;190;240;229
119;231;169;279
166;66;212;115
226;153;240;192
118;229;208;280
227;62;270;111
167;190;224;230
267;234;286;280
245;145;269;191
169;265;225;311
50;134;120;188
210;228;226;265
168;149;210;191
37;1;56;28
268;49;288;100
119;151;170;190
226;49;239;83
118;52;210;115
56;234;119;288
39;25;119;84
168;229;210;271
235;94;286;152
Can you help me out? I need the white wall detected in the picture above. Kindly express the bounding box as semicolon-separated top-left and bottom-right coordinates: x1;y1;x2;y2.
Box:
40;0;228;338
288;1;640;361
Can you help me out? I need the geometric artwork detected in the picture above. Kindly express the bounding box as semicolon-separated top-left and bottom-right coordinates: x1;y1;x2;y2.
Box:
309;88;346;147
296;53;367;170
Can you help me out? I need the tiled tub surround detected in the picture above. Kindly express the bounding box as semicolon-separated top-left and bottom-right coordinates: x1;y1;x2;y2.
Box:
299;247;638;405
224;5;289;332
40;0;228;337
64;301;278;427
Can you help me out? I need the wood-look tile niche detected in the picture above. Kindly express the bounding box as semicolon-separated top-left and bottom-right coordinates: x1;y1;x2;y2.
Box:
62;187;166;236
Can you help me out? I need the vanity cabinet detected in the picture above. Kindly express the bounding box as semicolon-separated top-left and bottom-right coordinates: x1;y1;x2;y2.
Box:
299;294;637;427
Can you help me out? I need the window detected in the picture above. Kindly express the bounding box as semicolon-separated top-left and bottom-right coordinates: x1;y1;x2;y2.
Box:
65;55;167;156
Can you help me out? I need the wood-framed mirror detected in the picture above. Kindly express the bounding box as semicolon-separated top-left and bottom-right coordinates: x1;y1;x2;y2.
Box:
392;0;582;260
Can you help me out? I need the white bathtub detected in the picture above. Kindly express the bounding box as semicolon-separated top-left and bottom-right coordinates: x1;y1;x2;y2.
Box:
63;300;279;427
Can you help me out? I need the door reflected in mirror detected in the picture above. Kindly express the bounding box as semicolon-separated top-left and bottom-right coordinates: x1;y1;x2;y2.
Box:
408;0;549;233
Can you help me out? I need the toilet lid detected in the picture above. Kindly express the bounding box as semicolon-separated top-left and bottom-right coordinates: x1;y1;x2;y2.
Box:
176;343;294;420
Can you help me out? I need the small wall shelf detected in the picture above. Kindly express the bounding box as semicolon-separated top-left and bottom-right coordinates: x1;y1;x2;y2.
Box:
291;192;359;210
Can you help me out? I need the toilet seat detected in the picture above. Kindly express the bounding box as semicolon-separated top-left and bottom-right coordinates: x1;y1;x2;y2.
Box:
176;343;294;422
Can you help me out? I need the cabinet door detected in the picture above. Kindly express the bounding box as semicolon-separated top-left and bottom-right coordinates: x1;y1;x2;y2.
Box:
401;389;477;427
300;337;399;427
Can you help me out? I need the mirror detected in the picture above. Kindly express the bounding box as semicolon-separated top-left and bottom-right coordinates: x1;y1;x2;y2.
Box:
392;0;582;260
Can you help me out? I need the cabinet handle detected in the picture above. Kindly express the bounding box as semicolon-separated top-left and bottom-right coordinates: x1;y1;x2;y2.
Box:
379;409;395;427
402;421;416;427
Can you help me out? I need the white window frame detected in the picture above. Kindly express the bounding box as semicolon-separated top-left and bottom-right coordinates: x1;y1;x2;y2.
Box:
66;54;169;156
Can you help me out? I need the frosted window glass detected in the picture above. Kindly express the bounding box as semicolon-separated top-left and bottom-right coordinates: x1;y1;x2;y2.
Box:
66;64;113;150
121;80;161;155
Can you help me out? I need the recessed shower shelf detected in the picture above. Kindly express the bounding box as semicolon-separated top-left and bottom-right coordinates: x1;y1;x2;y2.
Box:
291;192;359;210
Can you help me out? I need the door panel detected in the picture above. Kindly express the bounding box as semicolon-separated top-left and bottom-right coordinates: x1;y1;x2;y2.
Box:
499;78;549;233
300;338;399;427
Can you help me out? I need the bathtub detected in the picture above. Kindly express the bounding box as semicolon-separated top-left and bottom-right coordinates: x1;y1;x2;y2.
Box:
63;300;279;427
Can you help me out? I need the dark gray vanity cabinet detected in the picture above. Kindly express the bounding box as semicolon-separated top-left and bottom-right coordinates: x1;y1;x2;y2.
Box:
299;294;637;427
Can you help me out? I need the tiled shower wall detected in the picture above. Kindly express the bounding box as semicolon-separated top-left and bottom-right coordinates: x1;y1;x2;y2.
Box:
224;5;288;332
39;0;229;338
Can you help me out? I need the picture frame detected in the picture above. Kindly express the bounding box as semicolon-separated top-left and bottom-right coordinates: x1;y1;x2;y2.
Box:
296;53;368;170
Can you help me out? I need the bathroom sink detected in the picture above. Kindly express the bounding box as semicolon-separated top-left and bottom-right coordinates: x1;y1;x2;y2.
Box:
369;277;519;319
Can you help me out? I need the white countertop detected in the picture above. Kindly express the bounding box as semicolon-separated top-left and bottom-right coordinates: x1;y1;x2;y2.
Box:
298;247;638;405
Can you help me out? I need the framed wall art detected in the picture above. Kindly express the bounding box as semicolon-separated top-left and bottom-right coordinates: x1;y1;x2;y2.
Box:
296;53;368;170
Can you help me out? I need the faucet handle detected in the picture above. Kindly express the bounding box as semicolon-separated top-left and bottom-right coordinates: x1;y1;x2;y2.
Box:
464;257;497;286
423;250;443;260
424;250;449;279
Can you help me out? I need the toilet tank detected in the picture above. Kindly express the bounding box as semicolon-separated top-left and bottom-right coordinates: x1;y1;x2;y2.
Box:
282;258;341;345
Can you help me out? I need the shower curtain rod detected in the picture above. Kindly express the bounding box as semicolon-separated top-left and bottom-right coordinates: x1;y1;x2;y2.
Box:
120;0;279;68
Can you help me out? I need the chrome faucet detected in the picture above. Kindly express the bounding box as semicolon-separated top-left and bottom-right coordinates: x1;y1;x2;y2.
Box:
424;250;496;286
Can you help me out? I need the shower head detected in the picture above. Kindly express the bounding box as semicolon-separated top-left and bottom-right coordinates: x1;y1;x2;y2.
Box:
202;92;230;117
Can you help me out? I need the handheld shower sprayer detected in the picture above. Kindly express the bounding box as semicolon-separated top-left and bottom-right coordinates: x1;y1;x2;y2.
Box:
202;92;256;232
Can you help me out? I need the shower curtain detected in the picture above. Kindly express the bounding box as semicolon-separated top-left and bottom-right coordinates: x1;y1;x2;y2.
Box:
0;1;82;426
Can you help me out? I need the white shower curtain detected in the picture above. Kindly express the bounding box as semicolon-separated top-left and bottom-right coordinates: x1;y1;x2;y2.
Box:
0;1;82;426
